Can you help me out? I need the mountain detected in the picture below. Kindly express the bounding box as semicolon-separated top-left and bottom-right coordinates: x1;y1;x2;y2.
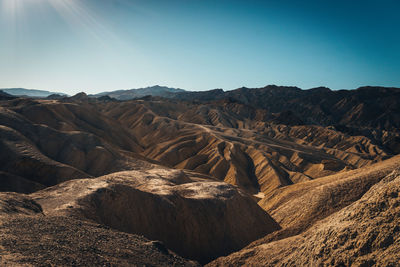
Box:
100;98;389;195
94;85;186;100
1;88;68;98
1;85;400;265
170;85;400;131
0;97;146;193
167;85;400;154
1;91;397;194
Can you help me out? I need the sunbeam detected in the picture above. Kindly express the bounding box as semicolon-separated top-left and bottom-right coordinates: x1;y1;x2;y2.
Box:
1;0;22;15
1;0;24;23
46;0;117;43
1;0;118;44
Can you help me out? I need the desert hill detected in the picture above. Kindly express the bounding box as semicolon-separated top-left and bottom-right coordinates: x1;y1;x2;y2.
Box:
0;97;155;193
30;168;279;263
94;85;400;134
1;94;393;195
1;86;400;265
1;168;280;265
259;155;400;229
170;85;400;130
1;92;397;195
100;98;390;194
166;85;400;155
208;167;400;266
248;155;400;245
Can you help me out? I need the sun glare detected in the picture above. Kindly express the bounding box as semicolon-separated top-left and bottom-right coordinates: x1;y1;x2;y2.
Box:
1;0;22;17
1;0;116;43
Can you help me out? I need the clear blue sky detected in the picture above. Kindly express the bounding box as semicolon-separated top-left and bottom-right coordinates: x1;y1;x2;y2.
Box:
1;0;399;95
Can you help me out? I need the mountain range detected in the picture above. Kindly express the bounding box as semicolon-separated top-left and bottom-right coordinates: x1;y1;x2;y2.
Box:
1;88;68;98
92;85;186;100
0;84;399;266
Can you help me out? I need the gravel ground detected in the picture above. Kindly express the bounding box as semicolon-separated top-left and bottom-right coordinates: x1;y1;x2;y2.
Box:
0;215;199;267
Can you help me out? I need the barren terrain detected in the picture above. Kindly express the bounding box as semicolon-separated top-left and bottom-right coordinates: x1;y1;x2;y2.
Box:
0;86;399;266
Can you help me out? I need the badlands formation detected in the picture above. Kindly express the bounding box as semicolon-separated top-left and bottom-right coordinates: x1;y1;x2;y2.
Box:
0;86;399;266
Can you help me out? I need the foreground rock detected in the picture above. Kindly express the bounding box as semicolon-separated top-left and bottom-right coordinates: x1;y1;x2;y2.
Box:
0;193;199;267
32;168;280;263
208;169;400;266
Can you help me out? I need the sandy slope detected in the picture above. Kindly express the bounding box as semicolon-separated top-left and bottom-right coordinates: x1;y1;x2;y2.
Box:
208;168;400;266
259;155;400;236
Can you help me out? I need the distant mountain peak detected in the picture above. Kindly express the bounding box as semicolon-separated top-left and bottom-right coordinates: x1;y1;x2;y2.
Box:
62;92;90;102
94;85;186;100
1;88;68;98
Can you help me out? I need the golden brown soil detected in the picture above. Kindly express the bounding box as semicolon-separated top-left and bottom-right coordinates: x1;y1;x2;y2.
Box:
208;169;400;266
258;155;400;239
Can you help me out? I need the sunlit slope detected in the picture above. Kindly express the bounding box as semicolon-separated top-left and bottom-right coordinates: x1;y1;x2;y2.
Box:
208;167;400;266
258;155;400;240
101;99;388;194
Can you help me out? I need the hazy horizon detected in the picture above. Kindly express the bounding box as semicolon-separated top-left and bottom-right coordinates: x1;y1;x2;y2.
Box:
2;83;400;96
1;0;399;95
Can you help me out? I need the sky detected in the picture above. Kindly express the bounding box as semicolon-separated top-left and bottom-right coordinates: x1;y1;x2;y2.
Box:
0;0;399;95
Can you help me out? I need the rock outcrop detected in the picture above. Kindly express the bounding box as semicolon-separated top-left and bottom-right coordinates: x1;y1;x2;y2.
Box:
32;168;280;263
